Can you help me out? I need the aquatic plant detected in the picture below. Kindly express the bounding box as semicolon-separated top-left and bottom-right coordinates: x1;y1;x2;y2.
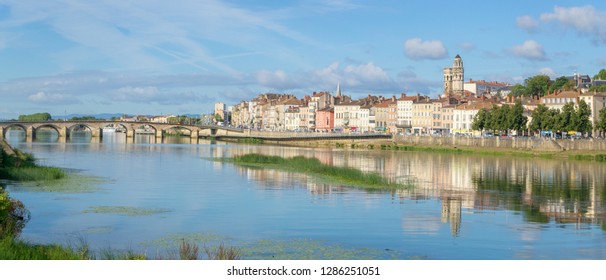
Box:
179;240;199;260
82;206;171;216
231;153;410;190
0;148;66;181
204;243;241;260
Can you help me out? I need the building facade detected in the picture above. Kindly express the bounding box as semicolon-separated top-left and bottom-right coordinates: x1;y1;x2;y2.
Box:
444;55;464;94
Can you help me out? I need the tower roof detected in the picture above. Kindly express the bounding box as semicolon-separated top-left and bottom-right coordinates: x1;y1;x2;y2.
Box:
455;54;461;59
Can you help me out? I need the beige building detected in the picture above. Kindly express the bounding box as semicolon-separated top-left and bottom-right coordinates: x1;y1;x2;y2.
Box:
396;94;418;132
540;90;581;111
412;99;433;134
373;101;390;132
441;104;455;133
444;55;464;94
580;91;606;135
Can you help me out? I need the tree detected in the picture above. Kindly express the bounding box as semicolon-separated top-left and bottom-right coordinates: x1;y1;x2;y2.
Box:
593;69;606;80
529;104;549;133
509;84;525;97
18;113;52;121
575;99;593;134
558;102;576;132
588;85;606;92
472;108;490;131
524;75;551;97
549;76;574;92
596;107;606;136
214;113;224;123
508;101;527;134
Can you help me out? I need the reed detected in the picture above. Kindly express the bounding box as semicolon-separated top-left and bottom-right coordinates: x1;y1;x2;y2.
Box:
231;153;409;190
0;237;85;260
179;240;199;260
0;166;65;181
203;243;241;260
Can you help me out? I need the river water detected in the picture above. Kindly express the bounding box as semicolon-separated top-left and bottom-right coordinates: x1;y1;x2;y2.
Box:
3;131;606;259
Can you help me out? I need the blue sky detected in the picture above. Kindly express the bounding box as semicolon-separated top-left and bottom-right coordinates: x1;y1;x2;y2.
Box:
1;0;606;119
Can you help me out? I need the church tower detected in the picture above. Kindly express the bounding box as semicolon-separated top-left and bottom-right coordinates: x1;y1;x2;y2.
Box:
443;55;464;94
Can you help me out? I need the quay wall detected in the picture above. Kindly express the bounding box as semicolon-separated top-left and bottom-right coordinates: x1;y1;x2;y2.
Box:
391;135;606;152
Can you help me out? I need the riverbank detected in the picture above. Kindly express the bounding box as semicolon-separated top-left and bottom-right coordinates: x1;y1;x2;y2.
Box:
234;134;606;161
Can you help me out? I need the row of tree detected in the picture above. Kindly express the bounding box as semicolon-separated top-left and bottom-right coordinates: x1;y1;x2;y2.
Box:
529;101;592;134
471;100;594;136
471;101;527;135
508;69;606;98
17;113;52;122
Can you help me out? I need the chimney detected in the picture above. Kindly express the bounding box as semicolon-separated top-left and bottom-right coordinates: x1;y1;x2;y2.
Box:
392;95;396;102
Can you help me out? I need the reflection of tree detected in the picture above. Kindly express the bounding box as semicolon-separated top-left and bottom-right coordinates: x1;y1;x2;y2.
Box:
472;170;596;226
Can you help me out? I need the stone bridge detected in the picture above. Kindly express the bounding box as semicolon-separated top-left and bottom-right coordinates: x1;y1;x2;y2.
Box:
0;120;245;140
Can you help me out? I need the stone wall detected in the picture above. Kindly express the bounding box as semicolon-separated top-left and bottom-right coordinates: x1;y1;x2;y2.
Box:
391;135;606;152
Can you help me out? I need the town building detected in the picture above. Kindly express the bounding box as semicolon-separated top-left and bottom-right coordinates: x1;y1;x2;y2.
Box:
580;91;606;135
315;107;334;132
452;101;493;135
444;55;464;94
540;90;581;111
464;79;510;96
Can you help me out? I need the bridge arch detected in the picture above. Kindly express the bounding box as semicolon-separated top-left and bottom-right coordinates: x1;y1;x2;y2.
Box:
1;124;28;140
34;123;62;135
162;125;194;136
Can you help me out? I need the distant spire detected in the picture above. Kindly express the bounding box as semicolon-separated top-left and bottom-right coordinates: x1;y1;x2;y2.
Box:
336;82;342;97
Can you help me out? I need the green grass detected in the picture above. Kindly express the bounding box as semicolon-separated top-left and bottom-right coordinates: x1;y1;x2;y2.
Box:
0;237;86;260
237;138;264;144
0;166;65;181
1;148;66;181
230;153;409;191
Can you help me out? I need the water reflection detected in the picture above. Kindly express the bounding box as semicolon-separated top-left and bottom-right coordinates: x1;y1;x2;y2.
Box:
6;132;606;259
217;145;606;234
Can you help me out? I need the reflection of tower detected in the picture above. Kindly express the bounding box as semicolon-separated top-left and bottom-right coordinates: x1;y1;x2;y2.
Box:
441;198;462;236
443;55;464;94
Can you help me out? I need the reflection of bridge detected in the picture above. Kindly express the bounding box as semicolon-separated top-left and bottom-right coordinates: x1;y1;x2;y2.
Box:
0;121;392;141
0;121;245;140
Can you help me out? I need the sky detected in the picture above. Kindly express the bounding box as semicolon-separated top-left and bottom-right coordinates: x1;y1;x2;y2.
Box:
1;0;606;119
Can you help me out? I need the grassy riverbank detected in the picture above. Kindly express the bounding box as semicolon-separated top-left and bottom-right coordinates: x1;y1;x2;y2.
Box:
229;153;410;191
0;148;66;181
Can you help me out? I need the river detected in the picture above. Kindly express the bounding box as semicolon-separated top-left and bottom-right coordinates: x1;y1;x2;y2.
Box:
3;130;606;259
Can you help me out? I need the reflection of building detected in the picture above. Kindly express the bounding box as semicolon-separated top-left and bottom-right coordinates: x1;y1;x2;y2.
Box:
223;145;606;233
441;198;462;236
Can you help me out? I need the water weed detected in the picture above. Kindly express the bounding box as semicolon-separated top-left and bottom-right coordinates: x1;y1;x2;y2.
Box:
229;153;410;191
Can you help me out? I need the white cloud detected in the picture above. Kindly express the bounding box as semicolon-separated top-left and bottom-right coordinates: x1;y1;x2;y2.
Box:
516;15;538;32
540;5;606;44
256;62;399;93
459;42;475;51
27;91;78;104
509;40;547;61
403;38;448;60
256;70;300;90
538;67;556;78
